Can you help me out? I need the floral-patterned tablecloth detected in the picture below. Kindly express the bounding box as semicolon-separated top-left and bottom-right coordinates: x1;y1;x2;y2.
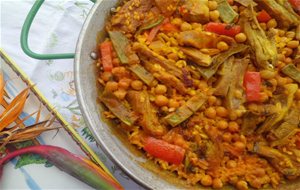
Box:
1;0;143;189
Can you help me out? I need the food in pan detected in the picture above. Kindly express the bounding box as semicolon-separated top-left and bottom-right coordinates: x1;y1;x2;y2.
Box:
96;0;300;189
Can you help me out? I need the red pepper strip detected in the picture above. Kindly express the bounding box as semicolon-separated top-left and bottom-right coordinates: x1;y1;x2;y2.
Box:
205;22;241;37
0;145;123;190
144;137;185;165
257;10;272;23
289;0;300;13
244;71;261;102
147;18;169;43
161;22;179;33
99;41;113;72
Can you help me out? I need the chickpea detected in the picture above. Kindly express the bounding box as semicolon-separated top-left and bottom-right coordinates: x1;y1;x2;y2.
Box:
208;95;217;106
234;141;246;151
168;99;180;108
114;89;127;100
171;18;183;27
235;33;247;43
284;57;293;64
253;168;266;177
208;1;218;10
226;160;237;168
223;132;232;142
131;80;143;90
286;31;296;39
287;40;299;49
155;84;167;94
105;81;118;92
276;76;288;86
217;41;229;51
278;53;286;61
259;23;267;31
101;72;112;82
259;92;269;102
209;10;220;22
191;23;202;30
216;106;228;117
167;53;179;61
112;58;120;66
260;70;276;79
118;78;131;90
181;22;192;31
228;121;239;132
229;111;238;121
201;175;213;186
215;98;222;106
198;80;208;90
236;180;248;190
283;47;293;57
155;95;169;107
205;107;217;119
217;120;228;130
267;19;277;29
212;178;223;189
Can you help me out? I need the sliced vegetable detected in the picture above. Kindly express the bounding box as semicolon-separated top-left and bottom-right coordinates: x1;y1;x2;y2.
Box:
144;137;185;165
153;70;187;94
270;122;299;147
225;57;249;110
127;91;166;136
0;145;123;190
254;0;300;28
147;18;169;43
241;6;277;69
205;22;241;37
154;0;179;16
257;84;298;133
253;143;298;177
216;0;239;23
241;112;261;135
180;47;212;67
133;42;183;79
234;0;257;6
179;0;209;23
282;64;300;84
243;71;261;102
99;41;113;72
108;31;129;64
129;64;155;86
214;57;234;96
185;93;207;112
136;16;164;36
165;93;207;127
257;10;272;22
164;105;194;127
100;90;137;126
178;30;235;49
197;44;248;79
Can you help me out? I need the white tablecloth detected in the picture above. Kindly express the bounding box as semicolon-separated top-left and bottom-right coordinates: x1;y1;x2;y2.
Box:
1;0;143;189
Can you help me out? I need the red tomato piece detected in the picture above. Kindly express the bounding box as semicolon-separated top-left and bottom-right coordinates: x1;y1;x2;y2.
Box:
99;41;113;72
257;10;272;23
289;0;300;13
144;137;185;165
244;72;261;102
205;22;241;37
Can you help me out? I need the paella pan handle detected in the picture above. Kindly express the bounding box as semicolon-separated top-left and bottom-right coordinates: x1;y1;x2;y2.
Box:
21;0;96;60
